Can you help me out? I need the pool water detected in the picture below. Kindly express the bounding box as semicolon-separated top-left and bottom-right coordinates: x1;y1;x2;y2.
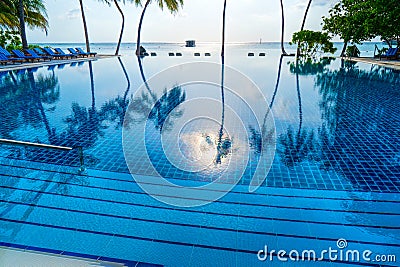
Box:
1;50;399;193
0;46;399;266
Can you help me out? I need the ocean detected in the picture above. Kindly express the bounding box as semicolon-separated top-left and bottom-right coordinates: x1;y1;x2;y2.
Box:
33;42;385;57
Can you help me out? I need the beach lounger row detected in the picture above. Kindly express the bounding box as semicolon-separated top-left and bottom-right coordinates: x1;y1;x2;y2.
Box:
0;47;97;65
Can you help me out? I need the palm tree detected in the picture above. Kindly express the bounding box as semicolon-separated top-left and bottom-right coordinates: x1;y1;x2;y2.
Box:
279;0;288;55
136;0;183;56
0;0;48;49
0;1;14;27
296;0;312;56
300;0;312;31
99;0;142;55
79;0;90;52
18;0;27;49
221;0;227;57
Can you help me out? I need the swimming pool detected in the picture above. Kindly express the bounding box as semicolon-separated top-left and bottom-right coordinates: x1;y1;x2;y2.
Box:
0;47;399;266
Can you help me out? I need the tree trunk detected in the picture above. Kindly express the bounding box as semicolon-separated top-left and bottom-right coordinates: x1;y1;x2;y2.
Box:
18;0;28;49
114;0;125;55
300;0;312;31
79;0;90;52
297;0;312;56
136;0;151;56
382;38;392;48
280;0;287;55
137;56;156;102
89;61;95;109
221;0;227;57
216;61;225;164
295;59;303;136
118;57;131;126
262;54;283;135
340;41;348;57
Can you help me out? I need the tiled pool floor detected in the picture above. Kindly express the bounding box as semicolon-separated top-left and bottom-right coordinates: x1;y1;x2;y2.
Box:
0;158;399;266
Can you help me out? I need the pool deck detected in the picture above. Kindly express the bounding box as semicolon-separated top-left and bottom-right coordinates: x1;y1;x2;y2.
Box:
0;55;116;72
343;56;400;70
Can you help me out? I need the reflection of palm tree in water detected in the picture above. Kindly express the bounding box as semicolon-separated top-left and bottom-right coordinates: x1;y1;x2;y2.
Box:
133;56;185;132
28;72;59;144
279;59;316;167
214;7;232;165
215;57;232;164
250;55;283;155
0;73;63;239
100;57;131;128
63;61;105;154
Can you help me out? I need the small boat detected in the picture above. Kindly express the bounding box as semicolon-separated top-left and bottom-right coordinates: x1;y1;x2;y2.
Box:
186;40;196;47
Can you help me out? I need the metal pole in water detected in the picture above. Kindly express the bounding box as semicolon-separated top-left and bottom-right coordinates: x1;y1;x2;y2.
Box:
76;146;85;172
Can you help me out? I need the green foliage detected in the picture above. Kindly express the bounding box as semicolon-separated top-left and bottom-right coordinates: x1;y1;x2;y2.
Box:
345;45;360;57
323;0;400;47
0;0;48;33
369;0;400;46
290;30;337;58
0;29;21;50
289;57;334;76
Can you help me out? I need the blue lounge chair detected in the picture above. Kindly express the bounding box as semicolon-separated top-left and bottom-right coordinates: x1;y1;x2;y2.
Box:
34;48;50;57
26;49;52;61
54;48;77;59
76;47;97;57
0;51;24;64
0;47;24;61
12;49;44;62
0;54;8;65
67;48;88;58
42;47;69;59
380;47;399;60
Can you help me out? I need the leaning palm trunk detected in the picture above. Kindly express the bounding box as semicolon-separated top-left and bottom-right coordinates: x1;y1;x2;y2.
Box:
79;0;91;52
340;41;348;57
18;0;28;49
300;0;312;31
221;0;227;57
280;0;287;55
136;0;151;56
114;0;125;55
262;54;283;134
297;0;312;57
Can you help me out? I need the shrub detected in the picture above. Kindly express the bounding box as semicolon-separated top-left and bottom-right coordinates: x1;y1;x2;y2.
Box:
290;30;337;59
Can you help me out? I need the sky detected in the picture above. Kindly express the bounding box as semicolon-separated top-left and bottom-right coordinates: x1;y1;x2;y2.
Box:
27;0;337;44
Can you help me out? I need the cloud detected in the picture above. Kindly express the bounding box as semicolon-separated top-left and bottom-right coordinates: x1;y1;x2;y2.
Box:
65;6;90;20
313;0;334;7
295;0;334;10
66;8;81;19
